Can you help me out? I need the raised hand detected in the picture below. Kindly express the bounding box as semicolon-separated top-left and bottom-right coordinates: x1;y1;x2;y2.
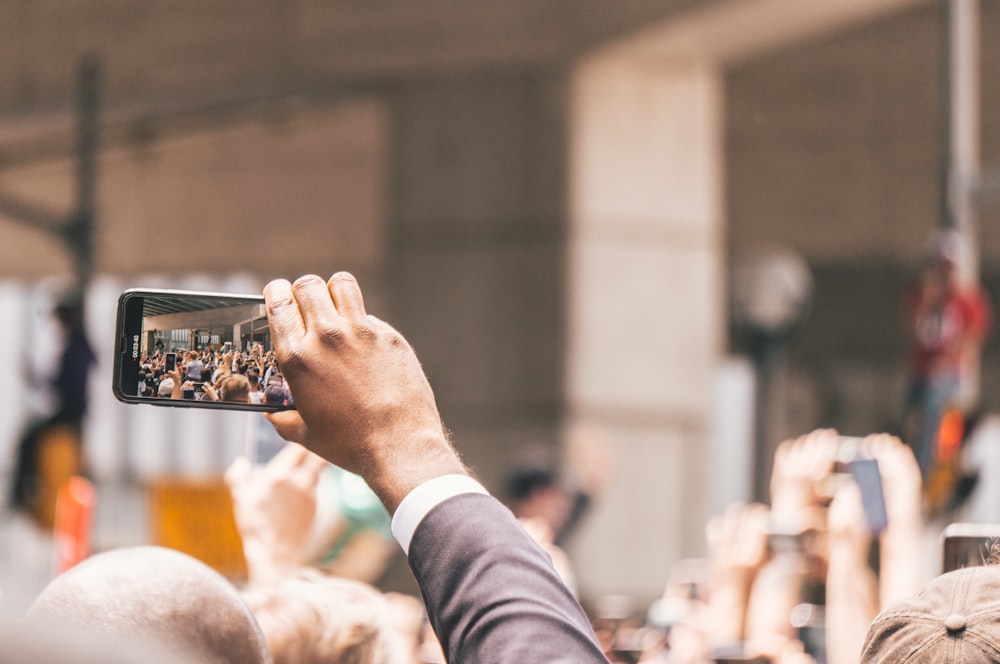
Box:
264;273;466;513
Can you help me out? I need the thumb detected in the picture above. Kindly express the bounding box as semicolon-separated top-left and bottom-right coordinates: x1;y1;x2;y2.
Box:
265;411;310;445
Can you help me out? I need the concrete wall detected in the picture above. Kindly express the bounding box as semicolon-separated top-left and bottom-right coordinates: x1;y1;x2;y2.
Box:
385;70;570;490
726;2;1000;441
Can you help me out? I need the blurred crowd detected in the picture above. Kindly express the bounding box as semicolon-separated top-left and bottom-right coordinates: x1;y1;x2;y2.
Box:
597;430;925;664
5;267;999;664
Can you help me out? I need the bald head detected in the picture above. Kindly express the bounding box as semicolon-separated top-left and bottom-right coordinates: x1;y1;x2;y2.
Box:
30;546;271;664
0;613;181;664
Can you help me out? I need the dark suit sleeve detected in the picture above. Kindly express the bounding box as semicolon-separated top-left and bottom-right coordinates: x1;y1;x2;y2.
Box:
407;492;609;663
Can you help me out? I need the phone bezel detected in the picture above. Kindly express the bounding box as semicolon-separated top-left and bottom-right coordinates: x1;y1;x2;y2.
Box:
113;288;291;412
941;523;1000;573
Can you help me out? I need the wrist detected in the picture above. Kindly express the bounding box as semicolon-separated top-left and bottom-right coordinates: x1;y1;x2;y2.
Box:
365;428;468;514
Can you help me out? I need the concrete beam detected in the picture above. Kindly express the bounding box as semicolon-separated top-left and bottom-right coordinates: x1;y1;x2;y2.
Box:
595;0;934;65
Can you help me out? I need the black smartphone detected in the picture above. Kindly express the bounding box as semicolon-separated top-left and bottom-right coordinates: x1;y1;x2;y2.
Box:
848;457;888;534
164;352;177;372
113;288;292;411
941;523;1000;573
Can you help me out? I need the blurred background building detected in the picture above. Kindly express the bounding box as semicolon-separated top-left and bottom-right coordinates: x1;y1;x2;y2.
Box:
1;0;998;608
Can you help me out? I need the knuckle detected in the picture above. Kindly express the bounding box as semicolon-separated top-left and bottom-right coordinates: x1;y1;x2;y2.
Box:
279;345;309;372
316;325;347;348
386;328;408;348
367;316;407;348
352;321;377;344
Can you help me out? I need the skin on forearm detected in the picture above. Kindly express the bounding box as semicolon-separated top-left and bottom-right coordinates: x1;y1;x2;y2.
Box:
744;556;805;648
879;520;925;608
241;541;297;586
704;503;770;648
826;481;879;664
868;434;925;608
826;553;878;664
705;582;752;646
349;428;468;515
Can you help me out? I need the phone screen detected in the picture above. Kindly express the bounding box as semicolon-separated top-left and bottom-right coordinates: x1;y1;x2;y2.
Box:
942;523;1000;573
113;288;292;411
848;458;888;534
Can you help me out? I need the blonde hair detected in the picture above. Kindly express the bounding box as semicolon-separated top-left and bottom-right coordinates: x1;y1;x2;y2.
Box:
243;571;390;664
219;375;251;404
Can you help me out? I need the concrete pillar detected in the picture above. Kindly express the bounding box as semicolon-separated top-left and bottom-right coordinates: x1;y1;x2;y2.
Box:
565;55;725;602
385;59;725;605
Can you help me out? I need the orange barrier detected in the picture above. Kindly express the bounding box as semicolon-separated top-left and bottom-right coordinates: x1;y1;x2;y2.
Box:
52;476;96;574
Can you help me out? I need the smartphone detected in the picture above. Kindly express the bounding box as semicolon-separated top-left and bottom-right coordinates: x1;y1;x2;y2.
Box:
941;523;1000;573
848;457;888;534
164;352;177;372
114;288;292;411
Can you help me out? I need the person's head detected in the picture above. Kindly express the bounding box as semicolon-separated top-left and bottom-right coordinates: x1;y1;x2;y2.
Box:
247;369;260;390
157;378;175;397
505;462;572;531
861;565;1000;662
219;374;251;404
30;546;271;664
242;571;389;664
928;228;962;285
265;383;287;406
0;613;184;664
53;291;85;331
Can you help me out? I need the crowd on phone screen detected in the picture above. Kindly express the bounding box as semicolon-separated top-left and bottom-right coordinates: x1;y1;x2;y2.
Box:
137;345;292;407
14;271;1000;664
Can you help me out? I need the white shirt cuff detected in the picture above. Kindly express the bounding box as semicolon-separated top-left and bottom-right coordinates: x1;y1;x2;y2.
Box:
391;474;489;555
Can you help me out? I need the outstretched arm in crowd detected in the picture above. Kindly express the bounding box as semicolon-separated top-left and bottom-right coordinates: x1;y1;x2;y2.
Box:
868;434;924;607
769;429;838;533
825;481;878;664
226;443;327;586
704;502;769;651
263;273;608;664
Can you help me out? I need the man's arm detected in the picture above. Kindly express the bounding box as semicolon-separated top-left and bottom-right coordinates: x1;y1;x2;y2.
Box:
263;273;607;663
408;493;606;663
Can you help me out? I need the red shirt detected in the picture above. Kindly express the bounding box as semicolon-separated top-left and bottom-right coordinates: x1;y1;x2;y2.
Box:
906;285;991;378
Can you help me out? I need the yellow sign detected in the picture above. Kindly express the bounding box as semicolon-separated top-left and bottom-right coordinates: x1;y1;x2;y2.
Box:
148;477;247;582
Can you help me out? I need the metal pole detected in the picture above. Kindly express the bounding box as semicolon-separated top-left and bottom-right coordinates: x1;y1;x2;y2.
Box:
946;0;980;285
945;0;982;407
67;56;100;299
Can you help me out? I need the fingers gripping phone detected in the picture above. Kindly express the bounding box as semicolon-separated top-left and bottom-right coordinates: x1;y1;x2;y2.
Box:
113;289;293;411
827;437;888;534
